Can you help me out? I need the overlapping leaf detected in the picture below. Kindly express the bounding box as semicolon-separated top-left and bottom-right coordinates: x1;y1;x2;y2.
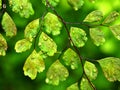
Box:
24;19;39;42
90;28;105;46
70;27;87;47
8;0;34;18
0;0;2;9
42;0;60;7
0;33;7;56
23;50;45;80
84;10;103;22
102;11;119;24
67;0;84;11
84;61;98;80
2;12;17;37
67;82;79;90
42;12;62;35
38;32;57;56
109;25;120;40
15;39;32;53
46;60;69;85
62;48;80;69
98;57;120;82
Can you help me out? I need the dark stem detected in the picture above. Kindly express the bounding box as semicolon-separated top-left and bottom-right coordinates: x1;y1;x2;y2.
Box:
45;0;96;90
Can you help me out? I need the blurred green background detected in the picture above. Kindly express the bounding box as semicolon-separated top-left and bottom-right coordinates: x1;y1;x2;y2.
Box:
0;0;120;90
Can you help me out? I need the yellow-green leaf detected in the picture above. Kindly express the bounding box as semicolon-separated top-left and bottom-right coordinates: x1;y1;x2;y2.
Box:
0;33;7;56
46;60;69;85
84;61;98;80
42;0;60;7
23;50;45;80
102;11;119;24
38;32;57;56
15;39;32;53
67;82;79;90
70;27;87;47
0;0;2;9
9;0;34;18
90;28;105;46
109;25;120;40
67;0;84;11
98;57;120;82
84;10;103;22
62;48;80;69
42;12;62;35
24;19;39;42
2;12;17;37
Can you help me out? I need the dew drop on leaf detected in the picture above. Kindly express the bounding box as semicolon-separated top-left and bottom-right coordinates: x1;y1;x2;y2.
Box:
0;33;7;56
24;19;39;42
109;25;120;40
67;82;79;90
67;0;84;11
45;60;69;85
23;50;45;80
2;12;17;37
84;10;103;23
42;12;62;35
98;57;120;82
15;39;32;53
8;0;34;18
62;48;80;69
42;0;60;7
38;32;57;56
70;27;87;47
90;28;105;46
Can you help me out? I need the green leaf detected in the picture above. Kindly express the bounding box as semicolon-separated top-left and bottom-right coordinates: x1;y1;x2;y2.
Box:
62;48;80;69
109;25;120;40
15;39;32;53
70;27;87;47
67;0;84;11
2;12;17;37
0;33;7;56
0;0;2;9
102;11;119;24
38;32;57;56
67;82;79;90
98;57;120;82
90;28;105;46
46;60;69;85
9;0;34;18
42;0;60;7
80;77;94;90
84;61;98;80
84;10;103;22
42;12;62;35
24;19;39;42
23;50;45;80
88;0;95;3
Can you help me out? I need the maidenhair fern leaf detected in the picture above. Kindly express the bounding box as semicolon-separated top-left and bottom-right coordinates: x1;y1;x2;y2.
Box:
90;28;105;46
42;0;60;7
24;19;39;42
67;0;84;11
15;39;32;53
84;10;103;22
42;12;62;35
67;82;79;90
46;60;69;85
38;32;57;56
102;11;119;24
62;48;80;69
0;33;7;56
80;77;94;90
70;27;87;47
2;12;17;37
84;61;98;80
23;50;45;80
98;57;120;82
109;25;120;40
0;0;2;9
8;0;34;18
